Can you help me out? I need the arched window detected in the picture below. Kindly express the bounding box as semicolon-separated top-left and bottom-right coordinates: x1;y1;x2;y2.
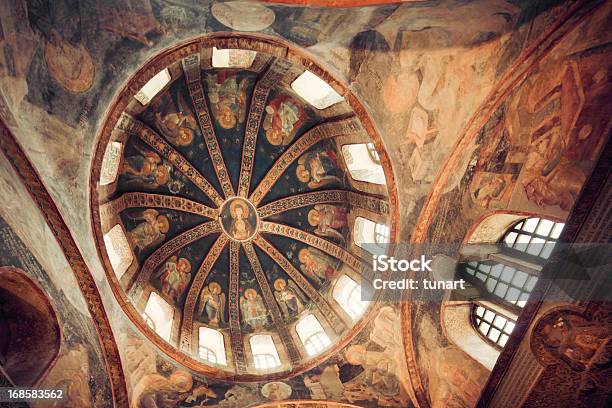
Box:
212;47;256;68
250;334;281;370
374;223;390;245
103;224;133;280
354;217;388;254
332;275;369;319
463;261;537;308
134;68;171;105
457;215;564;361
291;70;344;109
472;303;516;350
296;314;331;356
462;217;564;310
99;141;123;186
198;327;227;365
143;292;174;342
341;143;386;185
502;217;565;259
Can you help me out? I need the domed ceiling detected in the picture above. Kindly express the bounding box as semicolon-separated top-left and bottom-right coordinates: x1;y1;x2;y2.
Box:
92;37;395;380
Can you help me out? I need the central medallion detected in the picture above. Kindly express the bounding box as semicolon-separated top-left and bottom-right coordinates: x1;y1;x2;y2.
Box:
219;197;259;241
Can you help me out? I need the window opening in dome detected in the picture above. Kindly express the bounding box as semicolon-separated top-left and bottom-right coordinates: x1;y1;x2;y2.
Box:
333;274;369;319
250;334;281;370
134;68;171;105
291;70;344;109
342;143;386;185
143;292;174;342
212;47;257;68
296;314;331;356
103;224;133;280
198;327;227;365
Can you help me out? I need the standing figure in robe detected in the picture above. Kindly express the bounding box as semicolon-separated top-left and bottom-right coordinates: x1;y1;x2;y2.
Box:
240;289;268;329
159;256;192;303
273;278;307;319
197;282;226;327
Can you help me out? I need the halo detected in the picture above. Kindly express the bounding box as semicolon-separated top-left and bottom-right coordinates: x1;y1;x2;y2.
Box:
157;215;170;233
307;208;320;226
177;258;191;272
345;344;367;365
273;278;286;291
229;199;249;218
296;164;310;182
298;248;309;263
209;282;221;293
244;288;257;299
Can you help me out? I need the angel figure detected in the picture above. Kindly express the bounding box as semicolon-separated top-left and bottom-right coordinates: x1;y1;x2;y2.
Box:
308;204;348;241
263;93;307;146
296;150;342;189
240;288;268;329
206;72;248;130
198;282;226;327
298;247;337;285
127;209;169;253
153;92;197;146
273;278;307;319
122;146;171;187
159;256;192;303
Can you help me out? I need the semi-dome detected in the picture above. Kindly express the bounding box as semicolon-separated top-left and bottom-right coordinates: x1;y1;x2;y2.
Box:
91;35;396;380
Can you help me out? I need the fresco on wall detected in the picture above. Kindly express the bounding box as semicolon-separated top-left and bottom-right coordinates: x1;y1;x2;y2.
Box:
303;305;414;408
424;31;612;244
151;92;197;147
0;216;113;407
409;8;612;407
417;315;489;408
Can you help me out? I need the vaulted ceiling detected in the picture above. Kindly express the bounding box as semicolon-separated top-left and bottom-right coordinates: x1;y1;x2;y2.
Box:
93;39;393;379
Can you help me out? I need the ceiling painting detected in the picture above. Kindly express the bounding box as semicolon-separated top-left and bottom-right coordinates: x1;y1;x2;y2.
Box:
92;38;393;380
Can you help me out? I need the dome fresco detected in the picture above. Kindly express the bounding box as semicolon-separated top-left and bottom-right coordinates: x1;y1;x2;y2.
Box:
92;38;394;379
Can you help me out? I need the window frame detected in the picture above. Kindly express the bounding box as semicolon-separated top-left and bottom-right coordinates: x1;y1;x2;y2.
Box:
198;345;218;364
470;302;517;351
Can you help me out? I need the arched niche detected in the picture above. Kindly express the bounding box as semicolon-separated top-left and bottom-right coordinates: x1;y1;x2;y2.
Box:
0;267;61;386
